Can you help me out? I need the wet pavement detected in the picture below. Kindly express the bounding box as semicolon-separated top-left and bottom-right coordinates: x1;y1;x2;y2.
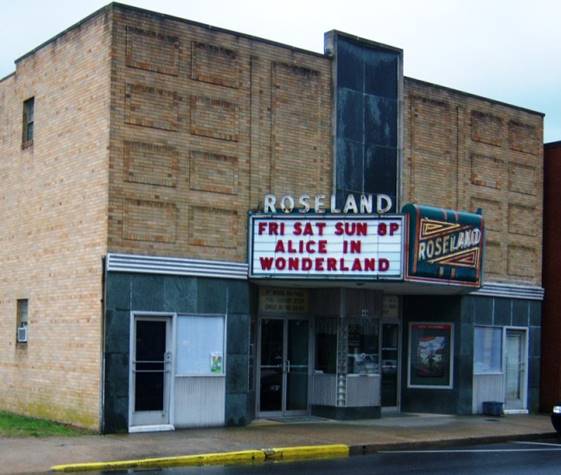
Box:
63;438;561;475
0;413;555;474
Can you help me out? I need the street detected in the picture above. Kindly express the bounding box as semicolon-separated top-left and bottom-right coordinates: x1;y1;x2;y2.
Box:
83;437;561;475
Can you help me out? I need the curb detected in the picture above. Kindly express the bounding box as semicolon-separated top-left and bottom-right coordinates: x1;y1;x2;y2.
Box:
50;444;349;472
347;431;559;455
265;444;349;461
50;450;266;473
49;432;557;472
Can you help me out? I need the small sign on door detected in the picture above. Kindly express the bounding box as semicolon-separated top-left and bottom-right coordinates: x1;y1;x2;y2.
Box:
210;352;223;374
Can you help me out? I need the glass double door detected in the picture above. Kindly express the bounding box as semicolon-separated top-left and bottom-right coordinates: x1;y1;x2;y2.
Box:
258;318;309;415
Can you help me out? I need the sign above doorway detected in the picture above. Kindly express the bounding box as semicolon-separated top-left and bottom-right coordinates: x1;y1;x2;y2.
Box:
249;214;404;280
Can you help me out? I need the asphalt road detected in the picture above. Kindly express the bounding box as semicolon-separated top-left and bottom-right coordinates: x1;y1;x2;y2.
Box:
88;438;561;475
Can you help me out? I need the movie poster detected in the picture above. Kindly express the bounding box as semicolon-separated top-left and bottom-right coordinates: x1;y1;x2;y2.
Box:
409;323;453;388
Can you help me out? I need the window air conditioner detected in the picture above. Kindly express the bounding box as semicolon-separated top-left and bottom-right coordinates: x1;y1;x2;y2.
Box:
17;325;28;343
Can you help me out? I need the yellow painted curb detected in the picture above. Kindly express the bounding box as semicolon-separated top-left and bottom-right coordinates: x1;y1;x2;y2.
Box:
265;444;350;461
50;449;265;472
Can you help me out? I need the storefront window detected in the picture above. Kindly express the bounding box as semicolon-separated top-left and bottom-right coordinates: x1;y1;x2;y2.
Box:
315;318;337;373
176;315;225;375
474;326;502;374
347;318;379;375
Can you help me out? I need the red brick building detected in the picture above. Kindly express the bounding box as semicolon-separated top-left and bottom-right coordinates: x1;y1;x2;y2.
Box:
541;140;561;410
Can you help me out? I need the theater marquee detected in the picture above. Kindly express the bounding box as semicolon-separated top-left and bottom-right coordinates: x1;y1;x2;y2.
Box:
403;204;484;287
249;215;404;279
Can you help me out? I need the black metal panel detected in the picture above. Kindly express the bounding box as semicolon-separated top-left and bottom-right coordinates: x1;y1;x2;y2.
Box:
337;89;364;142
336;139;363;192
332;33;401;212
365;95;397;147
364;52;398;98
364;145;397;198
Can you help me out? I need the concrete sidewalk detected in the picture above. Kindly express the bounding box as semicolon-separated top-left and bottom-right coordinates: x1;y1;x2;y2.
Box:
0;413;556;474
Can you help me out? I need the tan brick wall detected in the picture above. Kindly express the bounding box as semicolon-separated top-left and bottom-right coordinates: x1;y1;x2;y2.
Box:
403;78;543;285
107;7;333;261
0;11;111;429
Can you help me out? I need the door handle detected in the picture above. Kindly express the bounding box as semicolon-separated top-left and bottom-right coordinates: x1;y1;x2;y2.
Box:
286;360;291;373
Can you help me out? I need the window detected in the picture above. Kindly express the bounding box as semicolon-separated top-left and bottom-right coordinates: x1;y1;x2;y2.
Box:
22;97;34;147
474;326;502;373
347;318;379;375
176;315;225;375
315;318;337;374
16;299;29;343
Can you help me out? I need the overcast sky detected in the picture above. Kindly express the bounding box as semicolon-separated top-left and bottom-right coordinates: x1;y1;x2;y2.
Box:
2;0;560;142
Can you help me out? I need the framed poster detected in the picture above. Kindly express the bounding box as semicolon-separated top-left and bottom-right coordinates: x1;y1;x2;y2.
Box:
408;322;453;389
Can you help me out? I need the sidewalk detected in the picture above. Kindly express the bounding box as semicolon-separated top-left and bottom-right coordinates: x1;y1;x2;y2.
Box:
0;413;555;474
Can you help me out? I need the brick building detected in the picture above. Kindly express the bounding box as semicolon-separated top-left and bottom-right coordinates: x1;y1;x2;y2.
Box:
0;3;544;432
541;140;561;411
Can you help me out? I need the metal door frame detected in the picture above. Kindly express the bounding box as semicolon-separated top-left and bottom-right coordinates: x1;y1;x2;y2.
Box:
380;320;402;412
256;315;313;417
503;326;529;413
128;312;176;433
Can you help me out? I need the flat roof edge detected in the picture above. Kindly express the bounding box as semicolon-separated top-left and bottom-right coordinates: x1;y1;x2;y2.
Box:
0;71;15;83
15;2;328;65
15;4;111;64
405;76;545;117
326;30;403;54
545;140;561;149
110;2;326;59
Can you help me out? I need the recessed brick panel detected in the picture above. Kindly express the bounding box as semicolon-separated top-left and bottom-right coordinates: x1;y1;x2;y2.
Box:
470;153;504;189
508;204;537;236
509;162;536;195
271;62;322;194
125;84;180;131
188;206;238;248
470;197;502;231
124;141;179;187
508;121;538;155
123;199;177;243
191;41;240;88
470;110;503;146
507;245;536;277
411;150;453;209
412;97;451;154
485;241;504;275
190;95;239;141
189;151;239;195
125;26;179;76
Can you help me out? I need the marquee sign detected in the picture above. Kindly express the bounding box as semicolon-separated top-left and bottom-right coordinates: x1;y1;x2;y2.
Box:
403;204;484;287
249;214;403;279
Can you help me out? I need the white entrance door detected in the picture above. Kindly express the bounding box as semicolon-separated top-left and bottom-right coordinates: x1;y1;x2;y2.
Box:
504;329;527;411
130;316;173;429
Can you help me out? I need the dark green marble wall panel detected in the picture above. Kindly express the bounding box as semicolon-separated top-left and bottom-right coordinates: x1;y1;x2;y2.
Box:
493;298;511;326
163;276;197;313
227;314;250;354
512;300;530;326
103;272;253;433
529;301;541;326
401;296;463;414
225;393;249;426
131;275;165;311
471;297;493;325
